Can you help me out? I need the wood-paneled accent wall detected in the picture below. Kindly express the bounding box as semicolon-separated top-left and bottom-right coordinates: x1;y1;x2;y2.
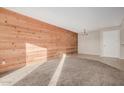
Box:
0;8;77;73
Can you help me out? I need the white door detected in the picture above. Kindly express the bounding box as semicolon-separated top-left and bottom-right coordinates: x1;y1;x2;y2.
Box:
102;30;120;58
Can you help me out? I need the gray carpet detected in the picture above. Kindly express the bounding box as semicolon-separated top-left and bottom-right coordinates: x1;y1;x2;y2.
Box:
14;58;60;86
14;56;124;86
57;56;124;86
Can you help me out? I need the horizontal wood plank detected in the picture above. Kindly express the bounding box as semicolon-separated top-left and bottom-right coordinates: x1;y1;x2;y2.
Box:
0;8;77;73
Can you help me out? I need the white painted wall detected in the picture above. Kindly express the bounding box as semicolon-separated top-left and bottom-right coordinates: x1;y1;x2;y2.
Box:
78;31;100;55
78;29;121;58
120;46;124;59
120;20;124;59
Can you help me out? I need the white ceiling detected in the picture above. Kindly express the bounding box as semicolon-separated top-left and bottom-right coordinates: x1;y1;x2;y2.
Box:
6;7;124;33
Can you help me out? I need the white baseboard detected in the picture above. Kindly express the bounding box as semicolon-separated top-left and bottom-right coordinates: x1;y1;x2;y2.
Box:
79;53;122;59
78;53;100;56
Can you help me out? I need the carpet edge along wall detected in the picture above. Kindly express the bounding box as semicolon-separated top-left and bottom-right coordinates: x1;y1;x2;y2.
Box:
0;8;77;73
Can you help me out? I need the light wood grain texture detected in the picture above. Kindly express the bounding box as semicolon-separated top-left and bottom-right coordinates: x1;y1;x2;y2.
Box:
0;8;77;73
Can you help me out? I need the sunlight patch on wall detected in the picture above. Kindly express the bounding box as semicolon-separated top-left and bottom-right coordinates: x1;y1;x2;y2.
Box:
26;43;47;64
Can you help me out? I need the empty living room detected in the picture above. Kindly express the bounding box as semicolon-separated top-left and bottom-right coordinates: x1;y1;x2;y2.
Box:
0;7;124;87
